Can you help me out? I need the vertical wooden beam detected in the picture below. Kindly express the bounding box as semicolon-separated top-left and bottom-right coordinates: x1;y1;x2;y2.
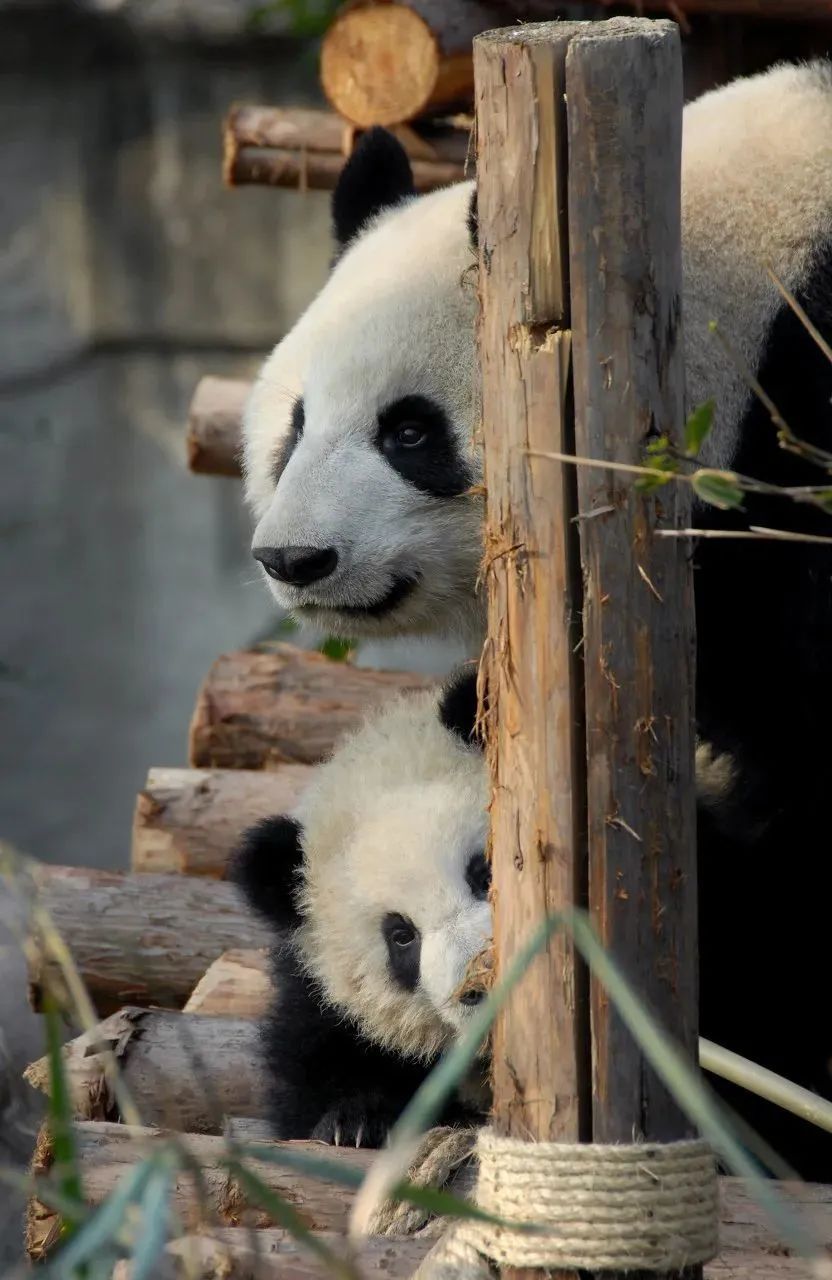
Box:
474;30;588;1279
568;18;700;1280
478;15;698;1280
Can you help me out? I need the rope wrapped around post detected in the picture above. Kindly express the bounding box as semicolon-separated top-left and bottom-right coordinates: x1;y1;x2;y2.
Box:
415;1130;718;1278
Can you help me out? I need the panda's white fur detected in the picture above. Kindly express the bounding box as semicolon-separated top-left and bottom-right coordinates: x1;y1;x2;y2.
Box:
683;60;832;471
244;62;832;651
293;684;490;1061
245;180;483;645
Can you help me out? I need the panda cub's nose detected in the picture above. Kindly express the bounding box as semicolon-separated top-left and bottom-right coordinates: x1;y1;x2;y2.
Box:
253;545;339;587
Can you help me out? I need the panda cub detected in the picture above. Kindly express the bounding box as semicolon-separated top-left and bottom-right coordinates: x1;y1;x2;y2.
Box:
230;669;491;1146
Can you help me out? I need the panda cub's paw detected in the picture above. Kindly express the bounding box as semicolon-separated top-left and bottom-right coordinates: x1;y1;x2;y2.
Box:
311;1097;393;1149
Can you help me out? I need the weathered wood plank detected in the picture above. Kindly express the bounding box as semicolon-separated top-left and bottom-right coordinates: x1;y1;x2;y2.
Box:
567;17;697;1146
28;865;271;1015
188;646;434;770
132;766;311;876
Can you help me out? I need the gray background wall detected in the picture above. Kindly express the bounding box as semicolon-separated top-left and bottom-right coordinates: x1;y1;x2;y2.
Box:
0;4;331;1264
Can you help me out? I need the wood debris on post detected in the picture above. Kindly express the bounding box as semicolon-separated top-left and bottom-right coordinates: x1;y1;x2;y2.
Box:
476;15;699;1280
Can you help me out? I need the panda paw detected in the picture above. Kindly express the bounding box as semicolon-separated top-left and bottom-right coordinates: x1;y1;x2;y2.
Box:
311;1098;392;1149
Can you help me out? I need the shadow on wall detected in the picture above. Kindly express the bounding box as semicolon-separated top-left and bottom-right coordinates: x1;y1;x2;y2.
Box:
0;2;332;872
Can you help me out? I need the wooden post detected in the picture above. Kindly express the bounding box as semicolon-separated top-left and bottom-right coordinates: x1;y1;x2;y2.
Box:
476;16;697;1280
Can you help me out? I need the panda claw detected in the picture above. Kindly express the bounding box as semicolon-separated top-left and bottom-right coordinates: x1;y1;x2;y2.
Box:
334;1126;342;1147
355;1125;364;1148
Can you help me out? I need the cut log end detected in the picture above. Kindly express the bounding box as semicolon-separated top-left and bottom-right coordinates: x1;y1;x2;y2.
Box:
186;376;248;477
184;948;271;1017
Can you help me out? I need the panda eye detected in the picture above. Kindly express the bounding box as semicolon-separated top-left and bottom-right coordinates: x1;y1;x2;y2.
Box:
382;912;418;949
465;851;491;901
393;423;428;449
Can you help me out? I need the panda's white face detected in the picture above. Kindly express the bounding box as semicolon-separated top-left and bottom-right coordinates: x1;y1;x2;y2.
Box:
244;180;484;643
293;687;492;1061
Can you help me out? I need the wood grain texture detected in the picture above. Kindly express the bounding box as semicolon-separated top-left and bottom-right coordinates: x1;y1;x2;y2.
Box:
184;948;271;1017
188;645;434;770
567;19;698;1160
26;1121;374;1260
186;376;248;477
28;865;271;1015
474;21;588;1162
131;766;311;876
24;1007;264;1132
223;104;469;194
320;1;501;127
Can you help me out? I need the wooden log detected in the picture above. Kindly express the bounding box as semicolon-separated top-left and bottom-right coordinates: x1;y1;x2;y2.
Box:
184;948;271;1017
475;16;587;1194
132;766;311;877
23;1008;264;1132
112;1232;433;1280
26;1121;373;1261
186;376;248;477
188;645;434;770
28;865;271;1016
224;104;469;194
320;1;502;128
567;14;699;1180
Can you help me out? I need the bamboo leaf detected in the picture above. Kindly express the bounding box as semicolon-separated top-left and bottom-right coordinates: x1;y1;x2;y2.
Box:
43;993;85;1244
684;400;715;457
128;1165;172;1280
691;469;744;510
46;1160;154;1279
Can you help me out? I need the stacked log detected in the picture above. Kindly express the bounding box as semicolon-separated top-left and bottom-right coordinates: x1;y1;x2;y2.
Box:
224;105;470;193
184;948;271;1016
186;375;249;476
132;766;311;876
189;646;434;770
28;865;271;1015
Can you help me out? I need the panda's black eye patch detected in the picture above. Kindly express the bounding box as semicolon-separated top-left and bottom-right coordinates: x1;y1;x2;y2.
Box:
381;912;421;992
271;396;304;485
465;851;490;902
377;395;472;499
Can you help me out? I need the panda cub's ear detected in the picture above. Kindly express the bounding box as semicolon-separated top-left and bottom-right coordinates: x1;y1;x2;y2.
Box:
438;664;486;751
227;815;305;930
332;127;415;251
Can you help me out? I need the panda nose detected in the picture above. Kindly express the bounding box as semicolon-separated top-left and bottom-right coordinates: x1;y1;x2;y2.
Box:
253;545;339;586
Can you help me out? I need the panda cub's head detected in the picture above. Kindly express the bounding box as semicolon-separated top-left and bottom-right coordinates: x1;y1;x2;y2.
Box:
233;666;491;1061
244;129;482;644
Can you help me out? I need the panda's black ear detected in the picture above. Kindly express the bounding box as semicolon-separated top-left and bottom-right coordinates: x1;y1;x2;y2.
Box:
332;127;415;251
227;815;305;930
467;189;478;251
438;664;485;751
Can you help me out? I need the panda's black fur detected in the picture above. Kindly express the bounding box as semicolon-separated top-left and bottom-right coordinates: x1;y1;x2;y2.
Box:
230;670;490;1147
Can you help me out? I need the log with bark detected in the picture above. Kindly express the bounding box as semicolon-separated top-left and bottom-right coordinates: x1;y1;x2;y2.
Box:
320;1;505;127
224;105;470;193
27;865;271;1015
189;645;434;770
26;1121;373;1261
24;1007;264;1132
112;1232;433;1280
132;766;311;876
187;376;249;476
184;948;271;1017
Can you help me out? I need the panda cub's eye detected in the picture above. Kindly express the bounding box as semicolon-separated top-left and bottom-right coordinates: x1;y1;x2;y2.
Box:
382;912;418;948
465;851;491;902
393;423;428;449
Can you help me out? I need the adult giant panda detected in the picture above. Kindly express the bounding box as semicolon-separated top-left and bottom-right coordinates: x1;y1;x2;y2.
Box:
243;63;832;1174
245;62;832;800
230;669;492;1146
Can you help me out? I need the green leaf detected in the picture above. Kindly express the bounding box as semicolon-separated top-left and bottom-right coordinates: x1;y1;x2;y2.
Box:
128;1166;172;1280
48;1161;154;1278
223;1159;361;1280
635;469;673;495
644;434;673;458
691;469;744;510
684;400;715;457
43;993;85;1242
320;636;354;662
